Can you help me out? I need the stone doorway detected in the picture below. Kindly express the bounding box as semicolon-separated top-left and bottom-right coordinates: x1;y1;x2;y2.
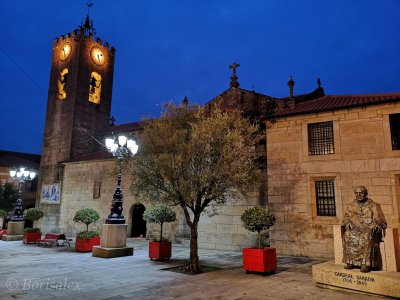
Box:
131;203;147;237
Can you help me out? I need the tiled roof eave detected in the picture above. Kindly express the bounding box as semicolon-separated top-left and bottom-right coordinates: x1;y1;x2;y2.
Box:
267;97;400;120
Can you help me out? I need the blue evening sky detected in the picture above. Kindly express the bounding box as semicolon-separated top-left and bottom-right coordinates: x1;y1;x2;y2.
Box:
0;0;399;154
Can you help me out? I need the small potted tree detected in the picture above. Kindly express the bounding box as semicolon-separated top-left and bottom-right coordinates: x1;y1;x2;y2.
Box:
0;209;8;236
73;208;100;252
143;204;176;260
241;206;277;275
23;208;44;244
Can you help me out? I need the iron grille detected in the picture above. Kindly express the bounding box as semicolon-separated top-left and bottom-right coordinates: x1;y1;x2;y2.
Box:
315;180;336;216
308;121;335;155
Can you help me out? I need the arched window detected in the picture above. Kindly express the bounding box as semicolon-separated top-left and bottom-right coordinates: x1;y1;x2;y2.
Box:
57;68;68;100
88;72;102;104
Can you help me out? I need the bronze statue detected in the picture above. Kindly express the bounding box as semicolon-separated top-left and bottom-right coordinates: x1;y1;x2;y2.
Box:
342;186;387;273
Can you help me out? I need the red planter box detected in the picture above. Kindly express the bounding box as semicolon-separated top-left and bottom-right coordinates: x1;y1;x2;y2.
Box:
149;241;172;260
23;232;41;244
75;236;100;252
242;247;277;274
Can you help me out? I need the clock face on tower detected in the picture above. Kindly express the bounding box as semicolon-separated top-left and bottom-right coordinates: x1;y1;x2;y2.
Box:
59;43;72;61
90;46;105;66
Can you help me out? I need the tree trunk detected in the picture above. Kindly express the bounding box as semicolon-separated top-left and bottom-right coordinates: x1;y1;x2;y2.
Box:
160;222;163;242
188;222;200;273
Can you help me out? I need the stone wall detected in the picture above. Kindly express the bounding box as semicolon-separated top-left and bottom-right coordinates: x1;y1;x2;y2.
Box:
39;158;262;251
266;102;400;258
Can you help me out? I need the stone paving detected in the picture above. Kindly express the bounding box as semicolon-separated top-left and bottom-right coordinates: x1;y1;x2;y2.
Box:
0;238;382;299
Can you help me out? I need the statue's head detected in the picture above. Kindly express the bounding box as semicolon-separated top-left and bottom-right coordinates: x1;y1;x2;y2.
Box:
354;186;368;202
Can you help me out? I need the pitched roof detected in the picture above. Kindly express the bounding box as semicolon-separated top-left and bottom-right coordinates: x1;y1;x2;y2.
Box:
107;121;143;134
270;92;400;118
0;150;41;169
64;150;113;163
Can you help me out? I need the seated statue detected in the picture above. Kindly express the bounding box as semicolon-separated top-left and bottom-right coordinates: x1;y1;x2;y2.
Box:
342;186;387;273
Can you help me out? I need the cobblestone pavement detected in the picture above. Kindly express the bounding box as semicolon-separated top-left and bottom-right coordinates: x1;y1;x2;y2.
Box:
0;238;381;299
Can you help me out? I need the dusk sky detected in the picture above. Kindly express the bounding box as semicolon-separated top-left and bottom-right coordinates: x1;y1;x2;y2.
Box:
1;0;399;154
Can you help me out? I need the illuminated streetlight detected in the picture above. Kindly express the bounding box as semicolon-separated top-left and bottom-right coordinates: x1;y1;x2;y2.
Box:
9;167;36;222
104;134;138;224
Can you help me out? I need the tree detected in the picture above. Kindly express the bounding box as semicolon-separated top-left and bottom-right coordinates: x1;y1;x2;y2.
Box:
241;206;276;249
73;208;100;233
143;204;176;242
129;103;260;272
23;208;44;230
0;183;18;212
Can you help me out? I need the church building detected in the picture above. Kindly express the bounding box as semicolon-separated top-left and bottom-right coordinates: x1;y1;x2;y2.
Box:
36;12;400;259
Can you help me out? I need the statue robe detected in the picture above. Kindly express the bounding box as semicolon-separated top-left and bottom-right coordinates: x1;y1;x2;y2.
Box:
342;198;387;269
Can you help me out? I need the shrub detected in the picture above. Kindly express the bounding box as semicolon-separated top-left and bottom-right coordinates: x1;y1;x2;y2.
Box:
143;204;176;242
76;230;100;239
73;208;100;233
23;208;44;222
241;206;276;249
0;209;8;219
24;227;41;233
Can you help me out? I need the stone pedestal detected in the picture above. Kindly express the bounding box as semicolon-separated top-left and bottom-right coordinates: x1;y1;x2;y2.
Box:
333;225;400;272
2;221;24;241
313;261;400;298
92;224;133;258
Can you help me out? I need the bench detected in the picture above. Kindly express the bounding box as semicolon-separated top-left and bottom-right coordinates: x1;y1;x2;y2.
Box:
37;233;72;247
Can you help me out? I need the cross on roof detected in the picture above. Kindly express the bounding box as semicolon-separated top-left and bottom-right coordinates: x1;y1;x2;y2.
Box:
229;63;240;77
229;63;240;88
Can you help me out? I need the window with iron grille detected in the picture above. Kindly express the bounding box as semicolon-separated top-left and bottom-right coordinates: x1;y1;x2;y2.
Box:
308;121;335;155
390;113;400;150
315;180;336;216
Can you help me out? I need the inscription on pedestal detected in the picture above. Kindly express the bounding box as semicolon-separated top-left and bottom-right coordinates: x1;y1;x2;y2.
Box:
313;261;400;298
333;271;375;287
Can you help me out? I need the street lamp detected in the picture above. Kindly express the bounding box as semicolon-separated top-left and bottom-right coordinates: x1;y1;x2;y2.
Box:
9;167;36;222
105;134;138;224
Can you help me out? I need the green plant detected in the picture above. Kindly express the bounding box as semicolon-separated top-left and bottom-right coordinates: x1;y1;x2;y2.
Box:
0;183;18;211
73;208;100;233
129;103;260;272
23;208;44;222
143;204;176;242
241;206;276;249
0;209;8;219
24;227;41;233
76;230;100;239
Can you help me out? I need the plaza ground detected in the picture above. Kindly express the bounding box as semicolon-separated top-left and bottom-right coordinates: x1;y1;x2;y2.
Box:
0;238;382;299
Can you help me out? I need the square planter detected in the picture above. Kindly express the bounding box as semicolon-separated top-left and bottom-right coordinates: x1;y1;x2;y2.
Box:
23;232;41;244
149;241;171;260
75;236;100;252
242;247;277;274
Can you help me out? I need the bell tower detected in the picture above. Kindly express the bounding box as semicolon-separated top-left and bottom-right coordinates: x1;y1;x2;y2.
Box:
38;6;115;231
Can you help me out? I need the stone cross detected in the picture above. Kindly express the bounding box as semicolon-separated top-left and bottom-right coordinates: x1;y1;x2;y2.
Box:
229;63;240;77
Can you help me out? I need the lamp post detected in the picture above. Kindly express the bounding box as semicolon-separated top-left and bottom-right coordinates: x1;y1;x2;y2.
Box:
9;167;36;222
3;167;36;241
92;134;138;258
105;134;138;224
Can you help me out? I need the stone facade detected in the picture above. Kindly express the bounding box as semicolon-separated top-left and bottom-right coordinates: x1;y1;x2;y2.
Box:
39;158;262;251
266;102;400;258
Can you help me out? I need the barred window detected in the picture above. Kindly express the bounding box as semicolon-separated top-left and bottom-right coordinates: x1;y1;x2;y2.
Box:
315;180;336;216
308;121;335;155
390;113;400;150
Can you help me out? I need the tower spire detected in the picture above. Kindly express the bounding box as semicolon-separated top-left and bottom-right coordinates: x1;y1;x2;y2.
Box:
87;0;93;15
79;0;96;36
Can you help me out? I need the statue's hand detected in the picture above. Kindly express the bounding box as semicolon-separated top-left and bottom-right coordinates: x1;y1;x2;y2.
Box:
345;222;353;230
